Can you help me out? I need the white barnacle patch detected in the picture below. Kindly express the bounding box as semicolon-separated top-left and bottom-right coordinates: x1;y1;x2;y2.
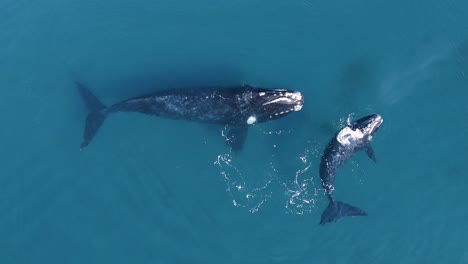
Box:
262;97;293;106
246;115;257;125
294;104;303;111
295;92;302;100
336;126;364;146
259;92;266;96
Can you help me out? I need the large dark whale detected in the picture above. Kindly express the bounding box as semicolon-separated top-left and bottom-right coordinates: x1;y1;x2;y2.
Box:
77;82;304;150
319;114;383;225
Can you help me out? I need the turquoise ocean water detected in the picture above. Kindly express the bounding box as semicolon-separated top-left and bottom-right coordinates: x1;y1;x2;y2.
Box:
1;0;468;263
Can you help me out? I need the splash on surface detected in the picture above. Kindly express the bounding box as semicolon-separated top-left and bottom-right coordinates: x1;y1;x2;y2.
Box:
214;127;322;214
214;153;274;213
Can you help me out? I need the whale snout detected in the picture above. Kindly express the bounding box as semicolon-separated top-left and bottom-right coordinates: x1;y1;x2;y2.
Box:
249;88;304;122
261;91;304;109
291;92;304;111
369;114;383;134
350;113;384;139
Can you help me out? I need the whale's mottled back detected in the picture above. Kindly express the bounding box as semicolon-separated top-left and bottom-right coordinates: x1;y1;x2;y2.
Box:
319;114;383;225
77;82;304;151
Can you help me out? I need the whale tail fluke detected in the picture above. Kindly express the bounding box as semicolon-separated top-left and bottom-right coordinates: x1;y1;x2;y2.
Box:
320;200;367;225
76;81;108;149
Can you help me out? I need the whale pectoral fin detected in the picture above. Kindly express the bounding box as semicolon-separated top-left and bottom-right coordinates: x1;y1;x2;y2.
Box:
225;126;248;152
365;146;376;162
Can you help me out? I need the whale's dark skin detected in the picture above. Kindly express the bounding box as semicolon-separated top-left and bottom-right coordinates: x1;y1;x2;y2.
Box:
319;114;383;225
77;82;304;150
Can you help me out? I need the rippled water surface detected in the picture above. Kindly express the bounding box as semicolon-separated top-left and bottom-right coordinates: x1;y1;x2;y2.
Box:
1;0;468;263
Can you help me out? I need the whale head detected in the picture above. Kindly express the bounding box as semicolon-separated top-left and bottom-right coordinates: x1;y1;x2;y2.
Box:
350;114;383;138
336;113;383;148
337;114;381;142
245;88;304;124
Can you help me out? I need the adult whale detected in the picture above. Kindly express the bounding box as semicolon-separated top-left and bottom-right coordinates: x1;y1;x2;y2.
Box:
77;82;304;150
319;114;383;225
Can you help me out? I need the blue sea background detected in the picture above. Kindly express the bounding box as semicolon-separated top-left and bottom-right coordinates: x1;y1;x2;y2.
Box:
1;0;468;263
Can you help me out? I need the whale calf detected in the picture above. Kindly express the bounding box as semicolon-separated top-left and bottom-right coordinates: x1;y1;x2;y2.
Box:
77;82;304;151
319;114;383;225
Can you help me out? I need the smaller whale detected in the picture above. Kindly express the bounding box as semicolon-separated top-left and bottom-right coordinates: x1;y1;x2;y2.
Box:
319;114;383;225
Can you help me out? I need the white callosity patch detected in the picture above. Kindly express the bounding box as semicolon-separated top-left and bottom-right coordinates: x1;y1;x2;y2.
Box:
336;126;365;146
360;115;383;141
336;115;383;146
262;97;293;105
261;91;303;111
246;116;257;125
294;104;303;111
368;115;383;140
288;91;303;101
292;92;304;111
